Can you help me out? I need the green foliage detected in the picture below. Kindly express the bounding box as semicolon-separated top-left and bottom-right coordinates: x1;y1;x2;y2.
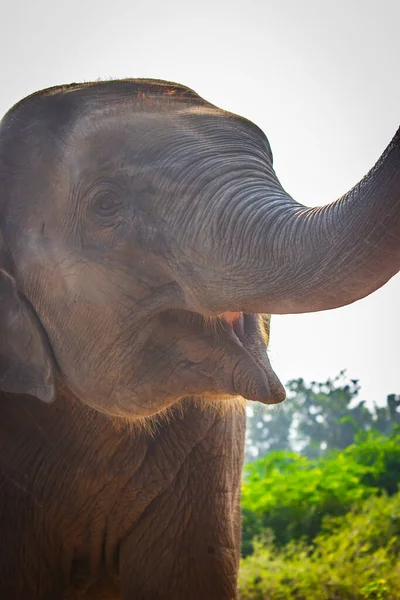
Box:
239;492;400;599
241;375;400;596
241;430;400;554
349;427;400;494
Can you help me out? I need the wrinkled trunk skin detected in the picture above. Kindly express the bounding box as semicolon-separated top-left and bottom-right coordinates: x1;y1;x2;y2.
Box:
192;127;400;316
0;387;245;600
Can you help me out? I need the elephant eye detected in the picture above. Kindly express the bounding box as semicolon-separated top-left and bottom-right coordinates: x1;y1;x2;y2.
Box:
92;191;123;217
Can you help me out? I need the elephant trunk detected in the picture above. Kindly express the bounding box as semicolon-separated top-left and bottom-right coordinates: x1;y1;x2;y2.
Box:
192;126;400;316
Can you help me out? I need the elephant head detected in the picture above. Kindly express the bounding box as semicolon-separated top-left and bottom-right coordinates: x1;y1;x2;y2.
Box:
0;79;399;418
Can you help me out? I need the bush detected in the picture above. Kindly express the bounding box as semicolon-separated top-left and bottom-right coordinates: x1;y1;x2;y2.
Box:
239;492;400;599
346;428;400;495
241;430;400;554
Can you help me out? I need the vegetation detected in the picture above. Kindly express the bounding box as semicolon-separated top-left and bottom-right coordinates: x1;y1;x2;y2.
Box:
239;492;400;599
241;429;400;554
240;374;400;598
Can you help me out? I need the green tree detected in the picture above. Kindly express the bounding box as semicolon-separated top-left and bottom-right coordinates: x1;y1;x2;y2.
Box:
245;402;294;461
287;371;374;458
245;373;400;461
387;394;400;425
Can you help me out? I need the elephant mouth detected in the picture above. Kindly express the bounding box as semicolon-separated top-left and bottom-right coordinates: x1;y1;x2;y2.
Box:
220;311;246;339
155;308;285;407
220;311;256;349
217;311;286;404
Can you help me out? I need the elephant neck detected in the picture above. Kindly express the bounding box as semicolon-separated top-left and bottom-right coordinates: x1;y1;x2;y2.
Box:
0;386;246;486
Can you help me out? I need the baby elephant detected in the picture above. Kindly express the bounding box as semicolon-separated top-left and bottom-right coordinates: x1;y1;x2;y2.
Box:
0;79;399;599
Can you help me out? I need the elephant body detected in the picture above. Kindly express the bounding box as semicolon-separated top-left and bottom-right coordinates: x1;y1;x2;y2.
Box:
0;389;244;599
0;79;399;598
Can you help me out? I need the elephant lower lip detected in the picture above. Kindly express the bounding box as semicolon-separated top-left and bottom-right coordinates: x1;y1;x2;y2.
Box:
171;308;285;404
217;312;282;404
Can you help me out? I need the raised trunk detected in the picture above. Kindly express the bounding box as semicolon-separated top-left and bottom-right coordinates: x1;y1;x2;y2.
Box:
200;127;400;315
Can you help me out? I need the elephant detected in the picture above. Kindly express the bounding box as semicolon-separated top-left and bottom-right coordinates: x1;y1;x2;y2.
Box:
0;78;399;599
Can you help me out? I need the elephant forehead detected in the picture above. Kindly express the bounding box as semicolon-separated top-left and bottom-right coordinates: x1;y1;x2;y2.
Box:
66;106;259;162
2;82;271;197
1;79;272;193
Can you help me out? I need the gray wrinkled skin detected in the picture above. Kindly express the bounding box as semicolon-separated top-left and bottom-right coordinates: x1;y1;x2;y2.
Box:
0;79;399;599
1;390;245;599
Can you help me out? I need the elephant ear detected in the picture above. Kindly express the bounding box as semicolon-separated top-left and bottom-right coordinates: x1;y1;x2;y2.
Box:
0;268;55;402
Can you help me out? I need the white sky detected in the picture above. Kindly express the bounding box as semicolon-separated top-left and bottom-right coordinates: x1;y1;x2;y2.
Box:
1;0;399;407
